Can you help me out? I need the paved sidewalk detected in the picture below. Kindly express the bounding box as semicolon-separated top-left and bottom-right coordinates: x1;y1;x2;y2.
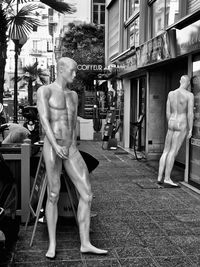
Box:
4;141;200;266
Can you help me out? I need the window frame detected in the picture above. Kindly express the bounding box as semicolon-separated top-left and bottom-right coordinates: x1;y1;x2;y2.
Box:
92;1;105;26
149;0;181;38
124;1;140;50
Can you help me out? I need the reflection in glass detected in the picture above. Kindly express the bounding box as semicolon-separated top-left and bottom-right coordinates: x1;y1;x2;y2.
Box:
166;0;179;27
152;0;180;37
128;0;140;17
128;17;139;48
189;56;200;184
152;0;165;36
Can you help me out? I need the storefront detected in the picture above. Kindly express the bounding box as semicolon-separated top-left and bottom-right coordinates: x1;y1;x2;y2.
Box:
112;31;179;159
174;19;200;188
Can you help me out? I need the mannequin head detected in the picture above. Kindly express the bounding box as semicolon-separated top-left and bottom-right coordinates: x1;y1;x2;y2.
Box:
180;75;190;90
56;57;77;85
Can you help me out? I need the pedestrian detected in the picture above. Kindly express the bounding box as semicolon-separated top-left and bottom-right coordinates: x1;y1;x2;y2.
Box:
37;57;107;259
157;75;194;187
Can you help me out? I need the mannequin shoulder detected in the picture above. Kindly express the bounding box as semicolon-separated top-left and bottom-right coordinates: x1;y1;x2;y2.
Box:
168;90;174;98
70;90;78;101
37;85;51;99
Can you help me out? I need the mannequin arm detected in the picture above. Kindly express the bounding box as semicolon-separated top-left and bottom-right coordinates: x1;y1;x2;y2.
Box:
166;93;171;122
37;86;57;149
187;93;194;139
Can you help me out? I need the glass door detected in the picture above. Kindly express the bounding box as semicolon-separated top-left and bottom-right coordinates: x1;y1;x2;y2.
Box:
189;55;200;184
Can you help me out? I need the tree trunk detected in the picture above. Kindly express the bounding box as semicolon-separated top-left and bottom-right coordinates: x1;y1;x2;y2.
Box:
0;55;6;104
0;7;8;104
28;78;33;106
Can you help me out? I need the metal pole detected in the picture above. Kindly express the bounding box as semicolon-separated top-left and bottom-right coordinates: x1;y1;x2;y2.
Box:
13;40;19;123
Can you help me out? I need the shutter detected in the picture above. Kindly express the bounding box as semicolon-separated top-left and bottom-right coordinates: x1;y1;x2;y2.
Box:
187;0;200;14
108;0;119;59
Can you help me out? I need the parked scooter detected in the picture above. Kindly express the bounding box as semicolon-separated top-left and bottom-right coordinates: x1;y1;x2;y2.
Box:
20;105;40;144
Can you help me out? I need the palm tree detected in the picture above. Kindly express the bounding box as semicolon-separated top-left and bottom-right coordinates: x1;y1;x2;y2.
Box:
0;0;75;103
0;8;8;103
20;62;48;105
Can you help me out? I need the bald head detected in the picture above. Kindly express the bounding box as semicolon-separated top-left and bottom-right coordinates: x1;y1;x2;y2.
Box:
56;57;77;84
57;57;77;72
180;75;190;90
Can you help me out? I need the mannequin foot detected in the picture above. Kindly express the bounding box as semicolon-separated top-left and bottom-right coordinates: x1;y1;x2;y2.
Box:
81;244;108;254
46;244;56;259
164;178;180;187
157;177;163;185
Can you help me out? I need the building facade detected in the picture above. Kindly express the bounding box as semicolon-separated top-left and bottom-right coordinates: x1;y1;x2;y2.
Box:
105;0;200;188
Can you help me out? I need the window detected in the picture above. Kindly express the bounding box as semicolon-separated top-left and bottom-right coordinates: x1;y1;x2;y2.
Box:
32;40;39;52
124;0;140;49
127;0;140;18
127;16;139;48
93;0;105;25
151;0;180;37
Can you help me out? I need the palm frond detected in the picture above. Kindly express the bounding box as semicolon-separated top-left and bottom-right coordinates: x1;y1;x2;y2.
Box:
7;4;41;39
41;0;76;14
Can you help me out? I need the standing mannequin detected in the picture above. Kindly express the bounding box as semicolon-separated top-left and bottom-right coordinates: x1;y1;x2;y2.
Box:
157;75;194;187
37;57;107;259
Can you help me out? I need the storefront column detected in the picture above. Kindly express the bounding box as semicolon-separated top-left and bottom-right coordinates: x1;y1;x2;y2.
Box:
184;54;193;183
123;78;130;148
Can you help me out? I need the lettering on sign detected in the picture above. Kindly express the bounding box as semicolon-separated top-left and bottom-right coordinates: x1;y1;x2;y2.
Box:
77;64;103;71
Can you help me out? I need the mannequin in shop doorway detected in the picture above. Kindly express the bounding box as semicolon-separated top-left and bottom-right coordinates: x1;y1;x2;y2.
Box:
157;75;194;187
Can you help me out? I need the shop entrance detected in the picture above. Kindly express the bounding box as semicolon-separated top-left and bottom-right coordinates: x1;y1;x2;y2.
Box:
189;55;200;186
130;76;146;153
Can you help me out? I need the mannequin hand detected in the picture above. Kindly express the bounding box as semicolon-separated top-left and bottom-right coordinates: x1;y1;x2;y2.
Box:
54;144;69;159
187;130;192;139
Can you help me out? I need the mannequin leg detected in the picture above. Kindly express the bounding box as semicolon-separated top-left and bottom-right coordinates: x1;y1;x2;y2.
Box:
63;150;107;254
157;130;173;183
164;130;186;185
43;140;62;258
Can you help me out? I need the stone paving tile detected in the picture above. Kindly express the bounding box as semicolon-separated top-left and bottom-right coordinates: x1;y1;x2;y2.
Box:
13;260;86;267
119;257;158;267
115;245;151;258
109;235;145;248
143;237;183;257
14;249;82;263
169;235;200;255
155;256;195;267
85;259;121;267
188;254;200;266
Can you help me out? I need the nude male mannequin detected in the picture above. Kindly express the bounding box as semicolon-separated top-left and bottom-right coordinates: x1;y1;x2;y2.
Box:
37;57;107;258
157;75;194;187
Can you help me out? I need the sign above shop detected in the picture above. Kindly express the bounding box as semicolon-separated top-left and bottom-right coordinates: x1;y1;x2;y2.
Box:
176;19;200;56
77;64;103;71
136;32;171;68
116;54;137;75
111;31;172;75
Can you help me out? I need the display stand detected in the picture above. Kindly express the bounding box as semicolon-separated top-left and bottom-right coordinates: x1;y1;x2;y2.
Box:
25;149;78;247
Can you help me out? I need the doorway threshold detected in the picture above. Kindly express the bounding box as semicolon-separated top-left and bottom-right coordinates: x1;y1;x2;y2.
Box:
181;182;200;195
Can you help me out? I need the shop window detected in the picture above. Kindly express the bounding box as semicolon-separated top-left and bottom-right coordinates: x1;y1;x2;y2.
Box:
127;16;139;48
150;0;180;37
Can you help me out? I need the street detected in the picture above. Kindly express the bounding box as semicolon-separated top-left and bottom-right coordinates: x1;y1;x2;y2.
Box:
5;141;200;266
